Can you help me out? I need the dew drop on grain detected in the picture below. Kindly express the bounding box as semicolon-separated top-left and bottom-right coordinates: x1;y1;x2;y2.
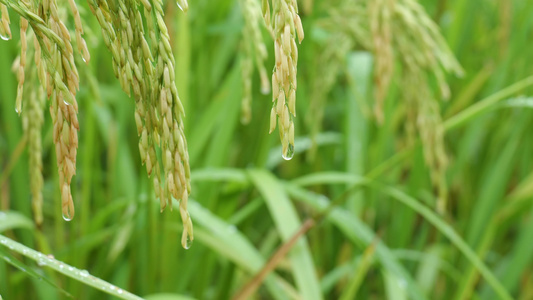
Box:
282;143;295;160
184;235;193;249
62;212;72;222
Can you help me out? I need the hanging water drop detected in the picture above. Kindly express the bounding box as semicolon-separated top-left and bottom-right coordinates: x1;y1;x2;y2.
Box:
282;143;295;160
62;211;72;222
184;235;193;249
0;33;10;41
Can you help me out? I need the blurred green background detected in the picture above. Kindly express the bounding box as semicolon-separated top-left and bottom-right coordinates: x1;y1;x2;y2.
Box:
1;0;533;299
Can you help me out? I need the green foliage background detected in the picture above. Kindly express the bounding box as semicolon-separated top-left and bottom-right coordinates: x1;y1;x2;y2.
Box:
1;0;533;299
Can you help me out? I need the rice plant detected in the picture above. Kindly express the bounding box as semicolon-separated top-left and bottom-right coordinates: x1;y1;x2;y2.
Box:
1;0;533;299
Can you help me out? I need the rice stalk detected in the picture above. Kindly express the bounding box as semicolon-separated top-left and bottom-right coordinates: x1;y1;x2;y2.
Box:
87;0;193;248
15;5;28;115
392;0;462;212
239;0;269;124
262;0;304;160
306;35;352;160
39;0;83;221
316;0;461;212
402;66;448;212
0;3;11;40
0;0;88;221
306;0;369;158
369;0;394;124
19;34;46;225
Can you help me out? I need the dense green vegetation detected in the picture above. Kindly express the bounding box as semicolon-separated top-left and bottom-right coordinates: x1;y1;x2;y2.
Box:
1;0;533;299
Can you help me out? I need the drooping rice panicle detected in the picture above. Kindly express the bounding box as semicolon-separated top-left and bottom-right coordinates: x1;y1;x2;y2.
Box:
19;34;46;224
15;9;28;115
393;0;462;212
87;0;193;248
316;0;462;212
151;0;193;248
369;0;394;123
240;0;269;124
262;0;304;160
67;0;90;64
1;0;86;221
37;0;81;221
0;3;11;40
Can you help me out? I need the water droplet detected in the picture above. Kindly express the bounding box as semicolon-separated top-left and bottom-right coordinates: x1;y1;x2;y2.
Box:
184;235;193;250
68;267;74;272
37;259;46;266
282;143;295;160
117;289;123;294
47;254;55;259
79;270;89;277
62;212;72;222
81;56;87;63
0;33;10;41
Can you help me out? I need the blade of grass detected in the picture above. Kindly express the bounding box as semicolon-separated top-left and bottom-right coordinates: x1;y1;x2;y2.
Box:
0;211;34;232
0;246;71;298
285;183;427;300
232;219;316;300
339;241;376;300
383;269;407;300
172;199;290;300
344;51;371;215
444;75;533;131
144;294;197;300
248;169;323;300
291;172;513;300
0;235;143;300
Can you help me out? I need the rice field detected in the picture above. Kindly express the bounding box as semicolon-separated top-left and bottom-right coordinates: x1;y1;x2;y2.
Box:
1;0;533;299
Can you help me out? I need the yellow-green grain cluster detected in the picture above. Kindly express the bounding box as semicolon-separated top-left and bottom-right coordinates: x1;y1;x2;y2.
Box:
20;43;46;224
15;11;28;114
402;67;448;211
68;0;90;63
1;0;88;221
262;0;304;160
315;0;462;212
369;0;394;123
38;0;85;221
0;3;10;40
240;0;269;124
306;36;353;160
87;0;193;248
